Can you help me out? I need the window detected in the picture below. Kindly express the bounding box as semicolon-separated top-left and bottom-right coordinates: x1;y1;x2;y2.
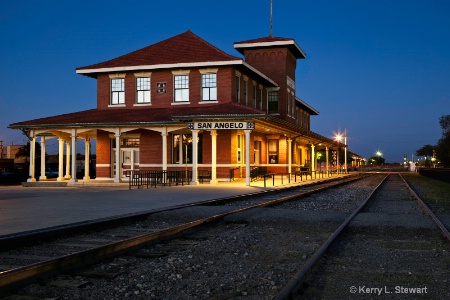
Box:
136;77;150;103
259;87;263;110
111;78;124;105
174;75;189;102
173;134;202;163
237;134;243;163
235;76;240;103
253;84;257;108
268;139;279;164
287;91;291;116
202;73;217;101
268;91;278;114
243;79;248;105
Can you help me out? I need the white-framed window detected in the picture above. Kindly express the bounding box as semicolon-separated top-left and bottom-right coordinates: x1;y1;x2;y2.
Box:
136;77;150;104
237;134;243;163
174;75;189;102
202;73;217;101
259;86;263;110
111;78;125;105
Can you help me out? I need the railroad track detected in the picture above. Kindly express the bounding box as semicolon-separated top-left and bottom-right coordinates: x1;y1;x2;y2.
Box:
276;174;450;299
0;174;366;296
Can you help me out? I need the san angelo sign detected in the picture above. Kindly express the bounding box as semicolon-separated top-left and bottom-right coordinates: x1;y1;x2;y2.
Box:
188;122;255;130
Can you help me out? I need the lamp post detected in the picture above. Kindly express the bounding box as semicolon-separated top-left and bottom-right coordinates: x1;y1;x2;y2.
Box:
335;134;342;173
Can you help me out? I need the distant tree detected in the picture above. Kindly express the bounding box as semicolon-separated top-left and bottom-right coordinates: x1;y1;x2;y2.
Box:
439;115;450;134
368;156;385;166
416;144;434;157
15;142;41;163
436;131;450;167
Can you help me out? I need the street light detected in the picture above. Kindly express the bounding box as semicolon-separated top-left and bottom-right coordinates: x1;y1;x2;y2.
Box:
335;134;342;173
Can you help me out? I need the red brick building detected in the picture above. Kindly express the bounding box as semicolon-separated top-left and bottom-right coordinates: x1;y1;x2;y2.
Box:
9;31;356;185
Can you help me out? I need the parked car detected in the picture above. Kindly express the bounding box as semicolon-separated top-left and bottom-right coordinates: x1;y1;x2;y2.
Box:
45;168;59;178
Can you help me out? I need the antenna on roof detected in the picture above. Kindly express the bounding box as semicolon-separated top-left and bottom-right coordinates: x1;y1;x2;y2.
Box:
270;0;273;37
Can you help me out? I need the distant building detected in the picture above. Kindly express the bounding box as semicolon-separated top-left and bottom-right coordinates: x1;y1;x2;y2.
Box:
9;30;361;184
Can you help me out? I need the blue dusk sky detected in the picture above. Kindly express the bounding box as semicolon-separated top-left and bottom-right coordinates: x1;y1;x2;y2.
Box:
1;0;450;163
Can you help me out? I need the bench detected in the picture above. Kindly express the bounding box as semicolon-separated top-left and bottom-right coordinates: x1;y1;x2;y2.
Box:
198;170;212;183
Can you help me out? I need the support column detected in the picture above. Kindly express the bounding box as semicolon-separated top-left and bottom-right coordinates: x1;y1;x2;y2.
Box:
287;138;292;175
39;136;47;180
311;144;315;172
27;135;36;182
161;130;168;171
57;138;64;181
65;141;71;179
115;133;120;183
325;147;329;175
70;130;77;183
190;130;199;185
210;130;218;185
244;129;251;186
83;138;90;180
344;130;348;173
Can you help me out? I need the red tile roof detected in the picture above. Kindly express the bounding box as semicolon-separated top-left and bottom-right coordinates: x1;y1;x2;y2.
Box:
9;103;266;128
77;31;241;75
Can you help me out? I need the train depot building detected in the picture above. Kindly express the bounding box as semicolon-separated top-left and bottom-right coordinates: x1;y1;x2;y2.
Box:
9;31;360;186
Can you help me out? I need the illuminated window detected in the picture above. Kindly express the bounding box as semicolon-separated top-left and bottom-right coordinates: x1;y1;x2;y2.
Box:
268;139;279;164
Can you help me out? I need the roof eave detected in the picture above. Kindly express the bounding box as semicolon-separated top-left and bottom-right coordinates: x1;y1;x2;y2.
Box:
234;40;306;59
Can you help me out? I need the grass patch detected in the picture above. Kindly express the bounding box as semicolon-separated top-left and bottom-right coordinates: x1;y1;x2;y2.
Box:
402;173;450;204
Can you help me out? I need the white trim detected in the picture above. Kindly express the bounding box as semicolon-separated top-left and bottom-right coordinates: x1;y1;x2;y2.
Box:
96;164;111;168
198;100;219;104
108;104;126;108
234;40;306;58
171;102;191;105
77;61;243;75
134;71;152;77
108;73;126;78
172;69;191;75
199;68;219;74
133;103;152;107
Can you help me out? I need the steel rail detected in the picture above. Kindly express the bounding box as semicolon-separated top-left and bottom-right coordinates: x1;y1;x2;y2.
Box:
0;174;366;294
400;174;450;241
273;174;388;300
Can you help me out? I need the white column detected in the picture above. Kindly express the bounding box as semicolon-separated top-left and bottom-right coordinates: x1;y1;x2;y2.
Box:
210;130;218;185
244;129;251;186
57;138;64;181
325;147;329;174
161;130;168;171
115;133;120;183
39;136;47;180
311;144;315;172
190;130;199;185
83;138;90;180
337;145;340;172
65;141;71;179
287;138;292;175
179;138;183;164
27;136;36;182
70;130;77;182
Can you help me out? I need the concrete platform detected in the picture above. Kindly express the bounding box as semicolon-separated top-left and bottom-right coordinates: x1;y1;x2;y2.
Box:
0;174;350;237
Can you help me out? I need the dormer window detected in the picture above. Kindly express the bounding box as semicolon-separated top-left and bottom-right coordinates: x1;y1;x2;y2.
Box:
111;78;125;105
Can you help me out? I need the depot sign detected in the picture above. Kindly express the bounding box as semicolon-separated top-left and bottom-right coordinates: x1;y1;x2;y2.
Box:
188;121;255;130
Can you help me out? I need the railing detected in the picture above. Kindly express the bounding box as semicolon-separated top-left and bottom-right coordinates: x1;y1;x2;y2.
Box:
262;172;291;187
250;166;268;181
126;170;192;189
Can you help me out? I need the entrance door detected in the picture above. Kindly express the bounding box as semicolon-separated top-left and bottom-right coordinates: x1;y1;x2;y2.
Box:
112;148;139;179
121;149;132;177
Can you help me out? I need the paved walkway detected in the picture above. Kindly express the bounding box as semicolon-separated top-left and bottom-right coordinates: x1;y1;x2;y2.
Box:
0;175;347;236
